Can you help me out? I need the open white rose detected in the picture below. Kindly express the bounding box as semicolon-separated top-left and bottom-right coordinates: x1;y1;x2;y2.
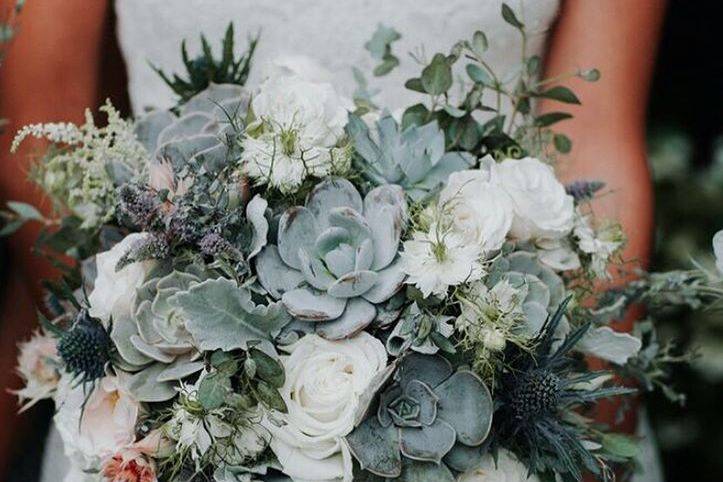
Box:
55;373;140;465
457;449;540;482
439;157;514;253
264;332;387;482
497;157;574;241
88;232;156;324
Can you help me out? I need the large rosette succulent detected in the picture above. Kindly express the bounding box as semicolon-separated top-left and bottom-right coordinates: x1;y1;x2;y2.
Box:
111;266;207;401
134;83;249;178
346;353;493;481
255;178;407;340
347;114;474;202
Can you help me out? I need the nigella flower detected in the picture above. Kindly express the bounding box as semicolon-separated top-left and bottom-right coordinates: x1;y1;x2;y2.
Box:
241;74;351;193
401;223;485;298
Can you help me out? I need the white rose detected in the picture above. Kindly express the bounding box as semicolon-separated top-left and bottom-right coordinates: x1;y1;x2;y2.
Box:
88;233;156;324
457;449;540;482
497;157;574;241
55;373;140;465
713;230;723;275
242;75;351;192
264;333;387;482
439;157;514;252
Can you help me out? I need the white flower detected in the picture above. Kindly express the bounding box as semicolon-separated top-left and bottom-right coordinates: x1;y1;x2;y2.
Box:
457;449;539;482
713;230;723;275
12;330;61;412
242;75;350;192
574;215;624;278
439;157;514;252
536;237;581;272
497;157;575;241
401;225;486;298
55;374;140;465
263;333;387;482
88;233;156;324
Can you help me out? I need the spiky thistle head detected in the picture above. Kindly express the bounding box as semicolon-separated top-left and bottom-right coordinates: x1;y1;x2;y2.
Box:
491;298;636;481
57;310;111;382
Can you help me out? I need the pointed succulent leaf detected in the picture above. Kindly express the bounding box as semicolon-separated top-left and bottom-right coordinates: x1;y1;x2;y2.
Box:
282;287;347;321
125;363;179;402
397;460;455;482
278;206;319;270
396;353;453;391
172;277;291;351
346;416;402;478
399;419;457;463
134;110;175;153
110;316;153;367
157;357;204;381
306;178;364;227
315;298;376;340
327;270;379;298
434;370;493;446
363;184;407;270
157;112;216;145
298;248;336;290
362;258;406;304
156;135;220;171
255;246;305;298
130;335;176;363
246;195;269;259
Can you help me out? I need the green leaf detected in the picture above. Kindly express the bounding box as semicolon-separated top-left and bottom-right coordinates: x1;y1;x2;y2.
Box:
365;24;401;60
0;219;24;237
534;112;573;127
421;54;453;96
244;357;257;379
249;347;285;387
601;433;640;459
430;332;456;354
172;277;291;351
404;78;426;93
198;374;231;410
501;3;524;29
401;103;430;130
256;380;287;412
538;86;581;104
443;105;467;118
374;57;399;77
7;201;43;221
471;30;488;56
527;55;541;75
465;64;492;85
554;133;572;153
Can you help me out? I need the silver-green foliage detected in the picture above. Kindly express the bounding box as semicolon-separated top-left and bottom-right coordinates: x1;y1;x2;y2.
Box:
255;178;408;339
346;353;493;480
347;114;474;201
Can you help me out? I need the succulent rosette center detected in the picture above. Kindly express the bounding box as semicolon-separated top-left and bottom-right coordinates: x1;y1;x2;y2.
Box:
256;177;408;339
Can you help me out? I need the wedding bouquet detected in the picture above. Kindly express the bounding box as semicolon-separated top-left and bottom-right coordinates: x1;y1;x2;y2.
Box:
4;6;721;482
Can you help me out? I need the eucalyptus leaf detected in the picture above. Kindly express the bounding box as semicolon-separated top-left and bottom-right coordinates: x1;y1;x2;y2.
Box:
7;201;43;221
501;3;524;29
538;86;581;104
534;112;573;127
256;380;287;412
421;54;453;96
198;373;231;410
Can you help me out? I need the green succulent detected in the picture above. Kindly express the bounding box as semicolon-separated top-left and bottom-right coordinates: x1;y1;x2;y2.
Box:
255;178;408;340
111;267;207;401
347;114;474;201
346;353;493;480
386;303;455;356
153;23;257;103
135;83;250;177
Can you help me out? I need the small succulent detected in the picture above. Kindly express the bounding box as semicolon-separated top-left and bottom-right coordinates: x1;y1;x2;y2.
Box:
57;310;111;383
153;23;257;103
347;114;474;201
111;267;207;401
486;251;566;337
255;178;408;339
386;303;455;356
346;353;493;480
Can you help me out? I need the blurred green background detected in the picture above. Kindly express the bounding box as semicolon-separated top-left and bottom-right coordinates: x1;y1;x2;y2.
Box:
645;1;722;481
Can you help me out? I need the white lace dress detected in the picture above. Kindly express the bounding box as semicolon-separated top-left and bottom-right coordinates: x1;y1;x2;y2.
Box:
40;0;662;480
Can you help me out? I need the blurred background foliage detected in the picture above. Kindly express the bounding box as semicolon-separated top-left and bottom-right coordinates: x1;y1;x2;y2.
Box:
645;1;722;481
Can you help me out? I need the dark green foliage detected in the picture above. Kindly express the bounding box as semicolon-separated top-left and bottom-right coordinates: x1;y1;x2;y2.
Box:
491;299;636;481
153;23;258;103
57;310;111;382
